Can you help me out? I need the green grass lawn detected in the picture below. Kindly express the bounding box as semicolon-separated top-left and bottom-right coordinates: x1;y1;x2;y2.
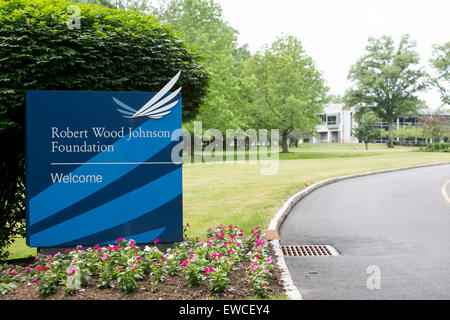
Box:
7;143;450;260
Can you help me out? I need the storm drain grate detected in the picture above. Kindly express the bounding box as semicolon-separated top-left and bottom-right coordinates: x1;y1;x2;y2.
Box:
281;245;339;257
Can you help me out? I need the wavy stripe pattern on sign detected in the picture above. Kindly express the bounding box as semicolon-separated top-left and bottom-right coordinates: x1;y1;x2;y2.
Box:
28;142;180;235
28;169;182;246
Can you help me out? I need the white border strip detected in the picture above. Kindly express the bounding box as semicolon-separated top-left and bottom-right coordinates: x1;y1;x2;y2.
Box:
268;161;450;300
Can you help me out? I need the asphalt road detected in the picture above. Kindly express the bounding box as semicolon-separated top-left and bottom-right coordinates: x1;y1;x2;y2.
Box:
279;164;450;300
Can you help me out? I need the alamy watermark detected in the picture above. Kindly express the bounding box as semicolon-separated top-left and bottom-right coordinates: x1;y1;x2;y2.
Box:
64;8;280;175
366;265;381;290
67;5;81;30
171;121;280;176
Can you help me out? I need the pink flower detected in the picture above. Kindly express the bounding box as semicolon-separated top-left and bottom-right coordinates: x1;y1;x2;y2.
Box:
117;238;125;242
101;257;109;261
67;269;77;275
129;265;137;270
94;244;100;249
76;245;82;249
34;280;40;285
113;244;119;250
180;260;189;267
255;254;261;259
3;270;9;275
161;258;166;263
204;267;214;275
167;278;171;282
135;256;142;262
262;282;267;287
129;240;135;245
153;239;159;244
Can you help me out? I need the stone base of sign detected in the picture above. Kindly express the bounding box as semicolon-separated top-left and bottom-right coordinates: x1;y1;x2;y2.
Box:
38;242;177;256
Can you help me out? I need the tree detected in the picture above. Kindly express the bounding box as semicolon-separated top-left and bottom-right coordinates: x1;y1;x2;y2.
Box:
328;93;343;104
393;124;422;145
154;0;250;134
244;34;328;153
418;107;450;142
353;113;382;150
430;42;450;105
344;35;427;148
0;0;208;259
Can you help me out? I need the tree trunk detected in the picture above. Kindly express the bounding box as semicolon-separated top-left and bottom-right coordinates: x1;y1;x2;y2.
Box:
190;132;195;156
387;121;394;148
281;132;289;153
365;142;369;150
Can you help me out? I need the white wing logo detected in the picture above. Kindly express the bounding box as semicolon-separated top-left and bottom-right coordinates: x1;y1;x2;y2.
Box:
113;71;181;119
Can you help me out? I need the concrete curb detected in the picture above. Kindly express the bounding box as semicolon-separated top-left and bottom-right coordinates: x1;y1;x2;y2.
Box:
267;161;450;300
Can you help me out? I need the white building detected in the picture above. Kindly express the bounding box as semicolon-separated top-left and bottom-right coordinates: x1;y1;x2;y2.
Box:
301;104;450;145
311;104;358;144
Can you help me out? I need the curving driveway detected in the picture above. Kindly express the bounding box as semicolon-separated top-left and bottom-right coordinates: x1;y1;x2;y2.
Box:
279;164;450;300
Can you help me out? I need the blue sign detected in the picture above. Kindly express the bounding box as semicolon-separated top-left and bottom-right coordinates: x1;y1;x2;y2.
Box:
26;74;183;247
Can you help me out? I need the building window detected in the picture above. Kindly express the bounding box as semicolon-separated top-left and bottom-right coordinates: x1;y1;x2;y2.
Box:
318;114;326;123
327;116;337;125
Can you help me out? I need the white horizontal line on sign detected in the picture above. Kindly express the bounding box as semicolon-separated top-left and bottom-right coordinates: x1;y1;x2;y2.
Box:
50;162;182;165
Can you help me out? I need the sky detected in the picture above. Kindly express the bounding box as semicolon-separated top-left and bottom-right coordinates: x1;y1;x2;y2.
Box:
215;0;449;109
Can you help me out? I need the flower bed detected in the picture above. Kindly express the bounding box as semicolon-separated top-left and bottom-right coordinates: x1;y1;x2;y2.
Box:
0;225;285;300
